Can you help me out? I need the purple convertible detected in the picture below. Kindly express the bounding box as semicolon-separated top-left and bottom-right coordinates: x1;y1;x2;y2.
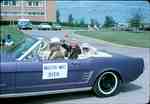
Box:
0;38;144;98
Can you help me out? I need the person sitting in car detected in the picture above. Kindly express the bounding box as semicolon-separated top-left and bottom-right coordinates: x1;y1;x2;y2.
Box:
82;43;97;54
79;43;97;59
68;40;81;59
60;39;70;57
48;37;66;60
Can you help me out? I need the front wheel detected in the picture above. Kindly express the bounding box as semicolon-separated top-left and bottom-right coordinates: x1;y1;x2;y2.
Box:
93;71;121;97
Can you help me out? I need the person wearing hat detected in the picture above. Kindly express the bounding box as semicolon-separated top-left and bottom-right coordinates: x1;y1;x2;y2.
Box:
48;37;66;60
68;40;81;59
79;43;97;58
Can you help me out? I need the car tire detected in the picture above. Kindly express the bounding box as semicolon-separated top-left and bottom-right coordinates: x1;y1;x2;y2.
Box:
93;71;121;97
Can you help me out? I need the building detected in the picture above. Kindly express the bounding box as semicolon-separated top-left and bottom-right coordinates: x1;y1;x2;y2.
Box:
0;0;56;23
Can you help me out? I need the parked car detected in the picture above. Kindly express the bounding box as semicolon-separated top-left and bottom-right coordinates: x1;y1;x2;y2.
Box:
112;23;131;31
38;23;51;30
52;24;62;30
17;19;32;30
0;38;144;98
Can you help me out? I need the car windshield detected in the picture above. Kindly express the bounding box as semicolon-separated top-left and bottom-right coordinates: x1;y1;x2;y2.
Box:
14;37;37;59
0;37;37;62
18;21;31;25
53;24;59;26
16;38;44;61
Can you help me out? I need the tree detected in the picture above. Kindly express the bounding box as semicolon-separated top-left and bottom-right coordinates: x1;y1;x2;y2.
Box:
56;10;60;23
128;12;143;32
90;18;95;27
68;14;74;25
95;20;100;26
103;16;116;27
80;18;85;26
74;20;80;26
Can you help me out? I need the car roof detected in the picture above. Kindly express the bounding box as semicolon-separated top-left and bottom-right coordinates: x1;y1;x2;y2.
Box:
18;19;30;22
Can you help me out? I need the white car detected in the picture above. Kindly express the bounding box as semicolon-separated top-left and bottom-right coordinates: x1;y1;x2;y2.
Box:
52;24;62;30
38;23;51;30
17;19;32;30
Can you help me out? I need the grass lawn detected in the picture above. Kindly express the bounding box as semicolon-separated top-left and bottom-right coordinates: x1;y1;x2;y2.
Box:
75;30;150;48
0;25;25;51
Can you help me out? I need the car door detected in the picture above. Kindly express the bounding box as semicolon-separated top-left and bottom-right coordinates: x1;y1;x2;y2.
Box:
15;59;72;93
15;58;93;93
66;58;94;88
0;62;16;94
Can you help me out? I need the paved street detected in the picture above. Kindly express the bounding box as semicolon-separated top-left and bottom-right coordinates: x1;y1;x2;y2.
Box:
9;30;149;104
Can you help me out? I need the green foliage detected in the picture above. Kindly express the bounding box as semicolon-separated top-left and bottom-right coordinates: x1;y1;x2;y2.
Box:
128;13;143;28
90;18;100;27
90;18;95;27
61;16;87;27
80;18;85;26
60;21;87;27
103;16;116;27
68;14;74;24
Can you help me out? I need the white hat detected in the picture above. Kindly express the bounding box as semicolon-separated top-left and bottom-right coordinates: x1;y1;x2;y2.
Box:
50;37;60;43
81;43;90;48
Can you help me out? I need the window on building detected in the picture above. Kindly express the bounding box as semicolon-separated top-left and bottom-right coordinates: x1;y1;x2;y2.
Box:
28;1;39;7
35;2;39;6
0;0;16;6
33;1;39;6
41;12;44;15
27;12;45;16
32;12;36;16
0;0;2;4
4;1;8;5
1;12;18;16
28;12;32;15
12;0;16;6
28;2;32;6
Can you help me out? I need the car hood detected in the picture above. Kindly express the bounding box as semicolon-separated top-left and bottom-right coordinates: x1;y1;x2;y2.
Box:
40;25;51;27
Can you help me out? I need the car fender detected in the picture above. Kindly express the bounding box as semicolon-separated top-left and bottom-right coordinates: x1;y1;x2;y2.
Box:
89;67;122;87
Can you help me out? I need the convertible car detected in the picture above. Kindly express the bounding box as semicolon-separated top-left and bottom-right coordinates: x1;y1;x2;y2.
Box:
0;37;144;98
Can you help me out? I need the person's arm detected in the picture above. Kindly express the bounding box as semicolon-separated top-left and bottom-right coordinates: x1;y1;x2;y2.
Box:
62;44;70;52
48;50;53;60
77;46;81;54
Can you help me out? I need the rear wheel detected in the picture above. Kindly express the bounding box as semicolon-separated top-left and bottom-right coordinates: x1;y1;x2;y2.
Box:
93;71;121;97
